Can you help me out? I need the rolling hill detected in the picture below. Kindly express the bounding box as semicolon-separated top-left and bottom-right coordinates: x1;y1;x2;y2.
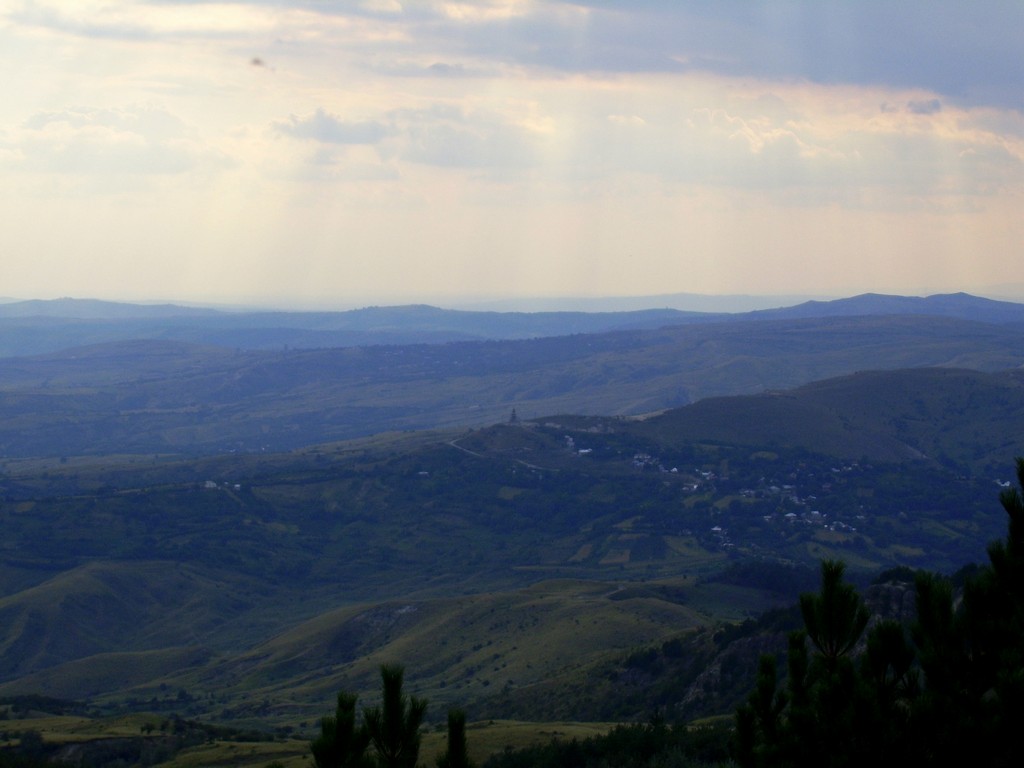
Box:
1;313;1022;458
630;366;1024;472
1;293;1024;750
1;365;1022;730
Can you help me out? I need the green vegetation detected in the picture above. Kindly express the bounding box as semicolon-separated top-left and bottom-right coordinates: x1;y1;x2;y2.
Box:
311;692;370;768
480;719;733;768
312;666;430;768
3;308;1024;767
365;666;428;768
1;381;1019;725
435;709;473;768
736;457;1024;767
0;456;1022;767
0;704;290;768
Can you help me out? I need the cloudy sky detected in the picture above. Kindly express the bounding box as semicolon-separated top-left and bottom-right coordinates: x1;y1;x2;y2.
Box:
2;1;1022;308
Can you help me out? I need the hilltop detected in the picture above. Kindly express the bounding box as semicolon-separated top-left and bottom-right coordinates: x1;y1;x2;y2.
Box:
747;291;1024;325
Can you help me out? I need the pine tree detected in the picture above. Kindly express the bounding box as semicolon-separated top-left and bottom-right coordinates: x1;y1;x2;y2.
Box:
910;456;1024;766
364;664;427;768
311;691;372;768
436;709;474;768
799;560;869;672
737;457;1024;768
738;560;878;768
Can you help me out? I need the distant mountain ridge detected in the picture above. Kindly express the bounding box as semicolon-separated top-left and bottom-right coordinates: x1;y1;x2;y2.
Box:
0;297;222;319
1;292;1022;358
0;299;708;357
748;292;1024;325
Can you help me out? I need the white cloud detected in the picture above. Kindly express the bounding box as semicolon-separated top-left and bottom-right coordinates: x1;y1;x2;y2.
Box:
8;0;281;41
0;0;1022;304
7;106;231;178
274;109;390;144
387;103;545;170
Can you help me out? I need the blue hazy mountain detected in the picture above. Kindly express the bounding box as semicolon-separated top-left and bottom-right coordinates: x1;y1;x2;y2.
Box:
2;292;1021;358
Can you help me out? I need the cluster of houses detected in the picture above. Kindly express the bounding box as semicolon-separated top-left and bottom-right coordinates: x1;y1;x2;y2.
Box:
686;461;867;548
630;452;679;474
203;480;242;491
563;434;595;455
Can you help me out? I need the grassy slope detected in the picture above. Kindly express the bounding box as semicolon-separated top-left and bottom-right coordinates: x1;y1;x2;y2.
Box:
3;709;614;768
633;367;1024;472
182;578;707;717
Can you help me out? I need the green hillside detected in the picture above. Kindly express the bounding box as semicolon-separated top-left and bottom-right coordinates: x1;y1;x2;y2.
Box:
633;367;1024;473
0;365;1022;740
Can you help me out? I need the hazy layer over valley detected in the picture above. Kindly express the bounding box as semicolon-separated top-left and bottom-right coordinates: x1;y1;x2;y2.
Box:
1;292;1022;743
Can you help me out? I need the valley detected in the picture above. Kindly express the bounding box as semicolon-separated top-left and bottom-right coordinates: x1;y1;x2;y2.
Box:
0;293;1023;765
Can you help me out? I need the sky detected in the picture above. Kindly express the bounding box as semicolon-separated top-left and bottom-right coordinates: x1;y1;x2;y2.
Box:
1;0;1022;309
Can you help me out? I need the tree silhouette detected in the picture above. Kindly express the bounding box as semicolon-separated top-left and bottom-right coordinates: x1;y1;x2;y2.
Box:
799;560;869;671
436;709;474;768
311;691;371;768
738;456;1024;768
364;664;427;768
909;456;1024;766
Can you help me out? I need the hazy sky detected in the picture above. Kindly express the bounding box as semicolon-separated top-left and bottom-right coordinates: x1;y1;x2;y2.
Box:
2;1;1022;308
